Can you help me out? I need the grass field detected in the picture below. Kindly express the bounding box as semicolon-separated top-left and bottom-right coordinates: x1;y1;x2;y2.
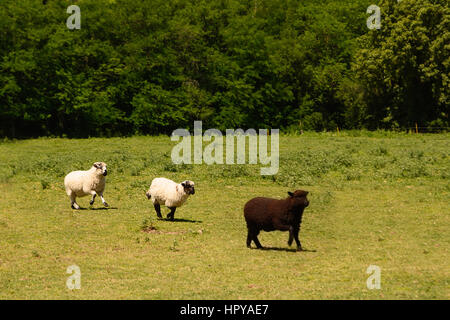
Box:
0;132;449;299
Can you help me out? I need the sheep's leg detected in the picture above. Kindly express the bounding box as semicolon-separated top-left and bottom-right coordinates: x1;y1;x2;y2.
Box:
99;192;109;207
293;226;302;251
69;193;80;210
247;227;263;249
154;204;162;219
89;192;96;206
71;202;80;210
288;231;294;246
288;224;299;246
247;226;262;248
273;221;296;247
167;207;176;221
246;229;253;248
252;230;263;249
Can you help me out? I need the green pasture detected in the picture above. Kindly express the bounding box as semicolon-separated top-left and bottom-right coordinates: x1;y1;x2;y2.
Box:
0;132;448;299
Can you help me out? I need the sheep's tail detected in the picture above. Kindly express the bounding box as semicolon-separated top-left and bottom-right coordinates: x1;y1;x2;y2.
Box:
145;191;151;200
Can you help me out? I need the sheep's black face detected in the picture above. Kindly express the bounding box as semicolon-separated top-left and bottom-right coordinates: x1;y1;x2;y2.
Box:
288;190;309;207
181;181;195;195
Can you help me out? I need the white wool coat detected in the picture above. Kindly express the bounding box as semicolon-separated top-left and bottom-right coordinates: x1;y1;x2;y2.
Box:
148;177;190;208
64;166;106;197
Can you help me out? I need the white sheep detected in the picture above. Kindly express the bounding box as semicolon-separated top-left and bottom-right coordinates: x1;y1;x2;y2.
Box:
145;177;195;220
64;162;109;209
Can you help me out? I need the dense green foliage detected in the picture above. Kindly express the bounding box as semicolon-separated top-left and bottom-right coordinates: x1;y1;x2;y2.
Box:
0;0;448;137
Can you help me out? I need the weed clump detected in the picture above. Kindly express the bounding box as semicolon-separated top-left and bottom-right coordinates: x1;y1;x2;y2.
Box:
40;177;50;190
141;219;157;233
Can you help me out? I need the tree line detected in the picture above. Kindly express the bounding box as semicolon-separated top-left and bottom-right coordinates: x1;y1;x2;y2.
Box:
0;0;448;138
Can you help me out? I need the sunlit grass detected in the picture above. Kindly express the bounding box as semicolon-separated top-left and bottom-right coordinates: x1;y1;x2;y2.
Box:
0;132;448;299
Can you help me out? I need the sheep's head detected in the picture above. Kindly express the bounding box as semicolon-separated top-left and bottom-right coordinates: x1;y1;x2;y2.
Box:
93;162;108;176
288;190;309;208
181;180;195;195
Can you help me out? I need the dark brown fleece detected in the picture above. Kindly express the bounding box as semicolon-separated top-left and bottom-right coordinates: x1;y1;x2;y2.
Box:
244;190;309;251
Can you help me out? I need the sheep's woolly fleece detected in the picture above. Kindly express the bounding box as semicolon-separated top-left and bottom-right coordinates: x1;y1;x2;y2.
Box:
146;177;194;208
64;162;108;208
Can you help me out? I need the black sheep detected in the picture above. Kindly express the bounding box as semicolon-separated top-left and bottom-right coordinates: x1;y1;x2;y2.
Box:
244;190;309;251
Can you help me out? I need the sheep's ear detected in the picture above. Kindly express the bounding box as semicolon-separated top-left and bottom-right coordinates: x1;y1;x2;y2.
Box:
93;162;103;169
181;182;186;187
288;192;294;197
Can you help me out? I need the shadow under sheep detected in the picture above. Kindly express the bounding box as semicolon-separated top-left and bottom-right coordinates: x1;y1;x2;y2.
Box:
72;207;119;211
158;217;202;223
249;246;316;253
